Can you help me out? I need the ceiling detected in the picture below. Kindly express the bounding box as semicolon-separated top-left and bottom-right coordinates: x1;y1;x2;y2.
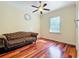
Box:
0;1;76;15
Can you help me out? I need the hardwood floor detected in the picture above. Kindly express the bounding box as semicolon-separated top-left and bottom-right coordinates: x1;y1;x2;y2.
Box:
0;38;77;58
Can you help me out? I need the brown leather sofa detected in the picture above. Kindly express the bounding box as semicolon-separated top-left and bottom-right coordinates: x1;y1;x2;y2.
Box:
0;32;38;50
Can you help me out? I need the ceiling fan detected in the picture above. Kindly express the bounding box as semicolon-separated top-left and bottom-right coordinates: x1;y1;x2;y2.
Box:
32;1;50;14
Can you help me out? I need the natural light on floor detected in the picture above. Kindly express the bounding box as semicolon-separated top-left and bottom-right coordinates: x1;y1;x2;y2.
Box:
48;45;62;58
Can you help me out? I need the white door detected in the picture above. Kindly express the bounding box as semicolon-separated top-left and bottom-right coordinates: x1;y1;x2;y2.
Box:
77;1;79;58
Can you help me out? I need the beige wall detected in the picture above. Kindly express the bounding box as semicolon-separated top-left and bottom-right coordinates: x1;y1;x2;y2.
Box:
0;2;40;34
40;5;76;45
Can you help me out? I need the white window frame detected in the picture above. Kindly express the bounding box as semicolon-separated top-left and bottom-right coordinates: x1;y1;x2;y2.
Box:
49;16;61;33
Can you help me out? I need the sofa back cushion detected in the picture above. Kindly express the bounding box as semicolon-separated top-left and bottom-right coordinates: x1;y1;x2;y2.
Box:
3;32;32;40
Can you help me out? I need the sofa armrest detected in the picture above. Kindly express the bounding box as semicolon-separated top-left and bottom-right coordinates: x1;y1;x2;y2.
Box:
0;38;5;48
31;33;38;37
0;35;8;48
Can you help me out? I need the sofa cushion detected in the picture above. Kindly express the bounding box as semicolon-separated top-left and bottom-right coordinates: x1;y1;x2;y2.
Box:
24;37;36;41
3;32;32;40
7;39;25;48
25;37;36;42
8;38;25;45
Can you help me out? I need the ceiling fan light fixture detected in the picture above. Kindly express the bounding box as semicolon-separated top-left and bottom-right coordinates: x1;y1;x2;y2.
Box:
38;7;43;11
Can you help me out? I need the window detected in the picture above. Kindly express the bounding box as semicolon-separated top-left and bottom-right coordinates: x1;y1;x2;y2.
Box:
49;16;60;33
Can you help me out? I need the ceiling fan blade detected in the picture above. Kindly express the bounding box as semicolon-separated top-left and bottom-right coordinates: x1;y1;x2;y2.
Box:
40;11;43;14
33;9;38;13
32;5;38;8
44;8;50;11
43;3;47;7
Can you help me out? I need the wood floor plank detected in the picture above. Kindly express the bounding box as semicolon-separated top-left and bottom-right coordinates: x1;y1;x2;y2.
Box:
0;38;77;58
